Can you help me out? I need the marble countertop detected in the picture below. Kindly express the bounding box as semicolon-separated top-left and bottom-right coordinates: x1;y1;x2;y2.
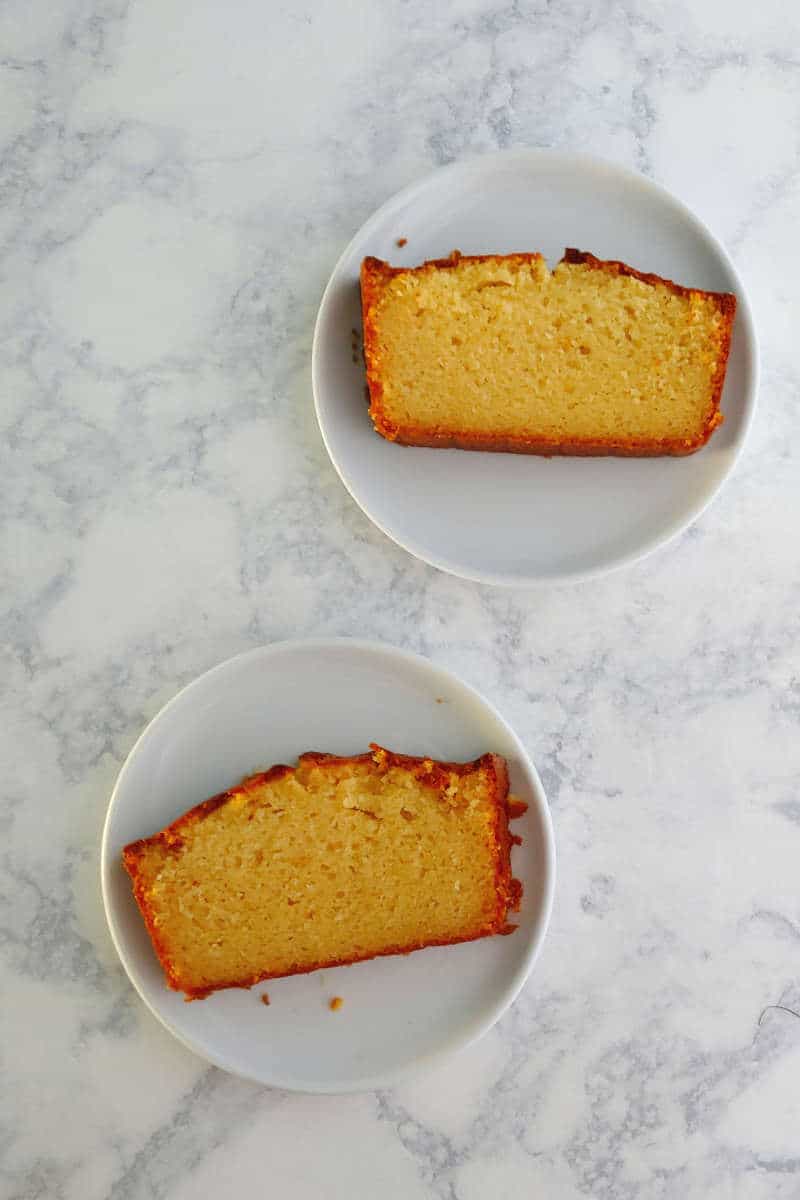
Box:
3;2;799;1197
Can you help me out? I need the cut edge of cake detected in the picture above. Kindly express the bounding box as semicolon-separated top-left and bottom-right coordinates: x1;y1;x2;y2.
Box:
122;745;525;1000
360;249;737;457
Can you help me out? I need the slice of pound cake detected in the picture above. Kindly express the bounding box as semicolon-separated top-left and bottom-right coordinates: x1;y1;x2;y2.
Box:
361;249;736;456
122;746;524;999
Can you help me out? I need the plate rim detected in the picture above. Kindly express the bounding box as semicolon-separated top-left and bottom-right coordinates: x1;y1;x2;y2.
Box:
312;147;760;587
100;637;556;1093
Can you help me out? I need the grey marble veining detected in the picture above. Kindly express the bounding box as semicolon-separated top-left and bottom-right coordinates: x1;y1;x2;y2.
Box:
2;1;799;1197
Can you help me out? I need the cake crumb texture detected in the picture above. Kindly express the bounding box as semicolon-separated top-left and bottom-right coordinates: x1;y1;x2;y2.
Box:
360;250;736;456
122;746;522;999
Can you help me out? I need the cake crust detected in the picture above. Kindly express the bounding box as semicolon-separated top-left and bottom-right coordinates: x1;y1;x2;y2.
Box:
122;746;524;1000
361;250;736;457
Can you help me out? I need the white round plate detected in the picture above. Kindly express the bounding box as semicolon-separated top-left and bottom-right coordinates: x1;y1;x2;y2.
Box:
101;639;555;1093
313;150;758;585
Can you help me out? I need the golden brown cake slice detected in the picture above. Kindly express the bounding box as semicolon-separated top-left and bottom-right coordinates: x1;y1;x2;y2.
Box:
122;746;523;999
361;249;736;456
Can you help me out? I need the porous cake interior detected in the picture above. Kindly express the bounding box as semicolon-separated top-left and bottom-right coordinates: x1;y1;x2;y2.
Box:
369;256;728;442
129;754;508;994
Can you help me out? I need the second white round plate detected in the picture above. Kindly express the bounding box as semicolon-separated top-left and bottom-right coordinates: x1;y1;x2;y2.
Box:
313;150;758;585
102;639;554;1093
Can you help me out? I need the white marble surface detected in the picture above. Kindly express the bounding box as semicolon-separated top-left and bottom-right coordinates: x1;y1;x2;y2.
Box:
2;1;799;1196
